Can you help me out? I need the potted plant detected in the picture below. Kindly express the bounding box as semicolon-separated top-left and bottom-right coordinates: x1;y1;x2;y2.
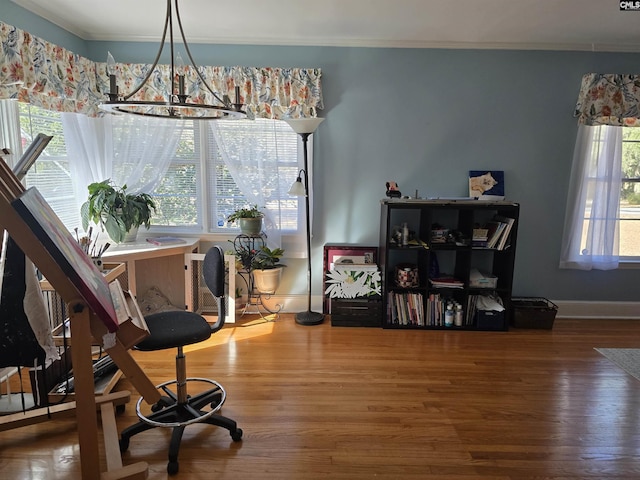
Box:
227;205;264;236
81;179;156;243
251;246;286;294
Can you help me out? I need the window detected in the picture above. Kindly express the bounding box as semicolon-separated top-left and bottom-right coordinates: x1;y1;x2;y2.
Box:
150;119;302;234
620;129;640;257
3;103;304;241
17;103;78;230
561;125;640;270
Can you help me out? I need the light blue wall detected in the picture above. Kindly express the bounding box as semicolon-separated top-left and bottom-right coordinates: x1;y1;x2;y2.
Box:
4;2;640;302
1;1;88;55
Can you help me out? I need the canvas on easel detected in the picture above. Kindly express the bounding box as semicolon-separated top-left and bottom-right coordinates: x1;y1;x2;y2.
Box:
12;187;119;332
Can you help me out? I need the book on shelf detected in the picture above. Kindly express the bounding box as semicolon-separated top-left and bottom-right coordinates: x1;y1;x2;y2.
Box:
493;215;515;250
484;221;506;249
146;236;186;246
472;227;489;247
388;291;424;326
429;276;464;288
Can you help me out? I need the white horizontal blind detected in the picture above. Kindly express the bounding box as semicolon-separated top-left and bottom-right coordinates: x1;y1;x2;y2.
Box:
206;119;301;233
151;123;200;228
18;104;78;230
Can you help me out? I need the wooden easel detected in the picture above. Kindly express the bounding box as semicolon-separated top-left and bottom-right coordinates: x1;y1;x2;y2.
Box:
0;160;161;477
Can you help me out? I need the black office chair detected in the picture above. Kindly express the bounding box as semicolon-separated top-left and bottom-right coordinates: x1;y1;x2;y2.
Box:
118;246;242;475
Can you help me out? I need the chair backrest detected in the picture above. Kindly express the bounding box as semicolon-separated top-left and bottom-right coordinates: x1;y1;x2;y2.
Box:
202;245;226;333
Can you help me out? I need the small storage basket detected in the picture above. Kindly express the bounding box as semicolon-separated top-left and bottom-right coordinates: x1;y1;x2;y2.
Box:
511;297;557;329
395;264;419;288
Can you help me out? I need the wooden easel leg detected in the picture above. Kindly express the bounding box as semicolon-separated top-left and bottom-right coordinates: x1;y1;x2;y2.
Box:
100;401;149;479
68;301;102;479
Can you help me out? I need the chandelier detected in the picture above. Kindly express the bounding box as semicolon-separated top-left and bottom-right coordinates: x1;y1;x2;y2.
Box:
99;0;246;120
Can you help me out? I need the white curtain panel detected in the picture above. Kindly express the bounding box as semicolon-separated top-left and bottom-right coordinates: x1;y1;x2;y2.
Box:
62;113;184;225
210;119;285;251
560;125;622;270
61;113;114;216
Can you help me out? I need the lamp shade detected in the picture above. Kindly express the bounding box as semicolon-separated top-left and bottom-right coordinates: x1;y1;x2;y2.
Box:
288;179;306;196
283;118;324;134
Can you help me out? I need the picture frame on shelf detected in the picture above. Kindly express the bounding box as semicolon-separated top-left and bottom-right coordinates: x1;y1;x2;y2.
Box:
322;244;379;314
469;170;505;200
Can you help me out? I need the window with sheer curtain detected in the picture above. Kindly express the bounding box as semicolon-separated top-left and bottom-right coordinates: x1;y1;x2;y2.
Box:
560;74;640;270
2;100;306;254
1;20;321;256
3;101;78;230
150;118;305;252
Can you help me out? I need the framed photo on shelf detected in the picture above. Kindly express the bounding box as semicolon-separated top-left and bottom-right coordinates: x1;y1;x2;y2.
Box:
324;246;377;271
469;170;505;200
322;244;378;314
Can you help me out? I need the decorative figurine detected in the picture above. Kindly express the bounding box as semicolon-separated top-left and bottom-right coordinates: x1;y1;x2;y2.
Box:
386;181;401;198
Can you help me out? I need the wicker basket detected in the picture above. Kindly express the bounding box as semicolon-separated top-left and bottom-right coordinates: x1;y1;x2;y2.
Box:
511;297;557;329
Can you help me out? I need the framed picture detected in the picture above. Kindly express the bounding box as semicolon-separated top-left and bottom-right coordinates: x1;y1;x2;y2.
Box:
469;170;505;199
322;244;378;313
324;247;377;271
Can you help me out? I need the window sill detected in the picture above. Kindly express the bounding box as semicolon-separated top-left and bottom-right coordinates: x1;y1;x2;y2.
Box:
619;260;640;269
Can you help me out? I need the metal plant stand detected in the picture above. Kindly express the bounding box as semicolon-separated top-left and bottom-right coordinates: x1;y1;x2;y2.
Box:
232;234;282;320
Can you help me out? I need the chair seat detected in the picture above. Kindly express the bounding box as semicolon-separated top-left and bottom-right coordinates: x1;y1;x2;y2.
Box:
137;311;212;351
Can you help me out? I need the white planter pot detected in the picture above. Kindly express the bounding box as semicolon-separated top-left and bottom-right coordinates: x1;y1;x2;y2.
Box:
252;267;282;294
123;226;139;243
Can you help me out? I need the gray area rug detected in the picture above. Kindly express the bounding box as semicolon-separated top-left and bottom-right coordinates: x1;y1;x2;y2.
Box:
595;348;640;381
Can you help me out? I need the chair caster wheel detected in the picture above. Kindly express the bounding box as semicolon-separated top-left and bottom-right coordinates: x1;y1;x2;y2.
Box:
119;437;129;452
167;460;179;475
231;428;243;442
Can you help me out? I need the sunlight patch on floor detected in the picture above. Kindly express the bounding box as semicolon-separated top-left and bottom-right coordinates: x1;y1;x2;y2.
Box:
183;317;276;354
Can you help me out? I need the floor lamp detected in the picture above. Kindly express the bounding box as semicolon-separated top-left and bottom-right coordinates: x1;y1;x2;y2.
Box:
284;118;324;326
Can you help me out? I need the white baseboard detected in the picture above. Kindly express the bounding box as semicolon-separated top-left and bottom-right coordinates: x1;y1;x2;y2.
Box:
235;294;325;315
248;296;640;320
553;300;640;319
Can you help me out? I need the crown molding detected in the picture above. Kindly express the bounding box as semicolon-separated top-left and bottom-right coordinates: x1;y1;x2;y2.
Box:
11;0;640;53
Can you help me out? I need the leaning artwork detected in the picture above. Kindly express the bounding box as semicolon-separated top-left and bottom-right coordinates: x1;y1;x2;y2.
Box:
11;187;119;331
469;170;505;200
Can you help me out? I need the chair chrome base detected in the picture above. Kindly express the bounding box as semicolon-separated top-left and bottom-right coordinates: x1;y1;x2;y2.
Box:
135;377;226;428
120;378;243;475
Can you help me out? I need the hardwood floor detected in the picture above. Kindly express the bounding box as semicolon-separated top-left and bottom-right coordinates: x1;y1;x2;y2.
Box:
2;315;640;479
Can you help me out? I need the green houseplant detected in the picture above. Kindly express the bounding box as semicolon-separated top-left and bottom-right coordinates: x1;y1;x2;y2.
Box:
252;246;285;270
231;243;286;294
81;179;156;243
227;205;264;236
251;246;286;294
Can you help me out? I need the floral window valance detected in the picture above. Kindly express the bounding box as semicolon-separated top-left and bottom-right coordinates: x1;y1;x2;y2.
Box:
574;73;640;127
0;21;323;118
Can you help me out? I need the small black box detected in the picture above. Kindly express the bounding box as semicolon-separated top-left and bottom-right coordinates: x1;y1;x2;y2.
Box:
330;299;382;327
475;310;506;330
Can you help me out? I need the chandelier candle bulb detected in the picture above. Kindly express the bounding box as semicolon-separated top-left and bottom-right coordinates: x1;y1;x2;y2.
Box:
109;75;117;96
106;52;118;98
